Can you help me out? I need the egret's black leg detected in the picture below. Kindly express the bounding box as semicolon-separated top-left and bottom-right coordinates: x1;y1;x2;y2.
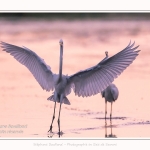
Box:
110;102;112;121
48;101;56;132
105;100;107;120
57;103;62;137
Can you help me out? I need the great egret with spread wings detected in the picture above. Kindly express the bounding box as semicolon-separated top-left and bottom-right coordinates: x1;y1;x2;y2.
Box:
1;39;140;136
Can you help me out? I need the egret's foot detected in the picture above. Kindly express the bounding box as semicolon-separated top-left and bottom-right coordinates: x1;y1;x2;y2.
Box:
48;132;54;138
57;131;64;136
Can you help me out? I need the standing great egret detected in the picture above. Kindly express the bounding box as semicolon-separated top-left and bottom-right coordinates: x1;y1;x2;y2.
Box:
1;39;140;136
101;83;119;120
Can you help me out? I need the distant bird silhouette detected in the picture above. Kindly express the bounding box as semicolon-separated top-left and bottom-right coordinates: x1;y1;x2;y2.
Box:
1;40;140;136
101;83;119;120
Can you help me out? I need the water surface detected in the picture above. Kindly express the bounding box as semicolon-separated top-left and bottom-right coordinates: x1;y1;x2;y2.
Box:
0;19;150;138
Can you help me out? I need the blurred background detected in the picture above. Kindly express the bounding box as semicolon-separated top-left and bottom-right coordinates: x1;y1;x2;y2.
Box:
2;13;150;20
0;13;150;138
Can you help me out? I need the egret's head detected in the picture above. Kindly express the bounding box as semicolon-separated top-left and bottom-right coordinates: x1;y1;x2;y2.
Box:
59;39;63;46
105;51;108;56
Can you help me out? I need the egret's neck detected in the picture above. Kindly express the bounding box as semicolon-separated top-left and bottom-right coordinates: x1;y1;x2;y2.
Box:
58;45;63;81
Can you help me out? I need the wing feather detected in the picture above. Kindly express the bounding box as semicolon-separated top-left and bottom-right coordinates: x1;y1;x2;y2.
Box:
67;41;140;97
1;42;55;91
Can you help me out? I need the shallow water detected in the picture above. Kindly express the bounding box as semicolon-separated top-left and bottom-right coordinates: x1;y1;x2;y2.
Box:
0;19;150;138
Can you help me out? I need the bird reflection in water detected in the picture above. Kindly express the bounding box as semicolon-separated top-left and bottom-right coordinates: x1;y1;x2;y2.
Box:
105;120;117;138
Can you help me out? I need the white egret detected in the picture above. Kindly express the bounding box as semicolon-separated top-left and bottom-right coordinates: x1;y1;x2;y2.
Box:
1;40;140;136
101;83;119;120
101;51;119;120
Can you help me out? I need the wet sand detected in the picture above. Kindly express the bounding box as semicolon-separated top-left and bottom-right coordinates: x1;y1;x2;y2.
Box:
0;19;150;138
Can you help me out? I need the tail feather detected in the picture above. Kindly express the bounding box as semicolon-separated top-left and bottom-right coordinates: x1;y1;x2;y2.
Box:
47;95;71;105
63;97;71;105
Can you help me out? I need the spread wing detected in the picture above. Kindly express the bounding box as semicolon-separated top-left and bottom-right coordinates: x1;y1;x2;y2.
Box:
67;41;140;97
1;42;55;91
